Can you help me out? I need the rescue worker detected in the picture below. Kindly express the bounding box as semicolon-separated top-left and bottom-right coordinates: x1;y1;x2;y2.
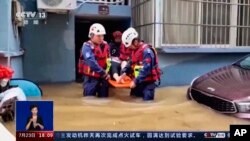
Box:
119;27;161;101
109;31;131;83
79;23;110;97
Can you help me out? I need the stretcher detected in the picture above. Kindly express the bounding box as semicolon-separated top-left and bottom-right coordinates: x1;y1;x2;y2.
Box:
108;76;132;88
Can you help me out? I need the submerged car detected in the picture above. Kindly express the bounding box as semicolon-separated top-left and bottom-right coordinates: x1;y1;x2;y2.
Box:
187;55;250;119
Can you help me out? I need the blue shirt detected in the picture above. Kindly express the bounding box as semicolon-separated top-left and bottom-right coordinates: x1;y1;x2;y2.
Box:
81;42;106;77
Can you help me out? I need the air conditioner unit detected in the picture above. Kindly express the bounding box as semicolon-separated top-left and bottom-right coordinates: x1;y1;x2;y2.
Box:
37;0;76;12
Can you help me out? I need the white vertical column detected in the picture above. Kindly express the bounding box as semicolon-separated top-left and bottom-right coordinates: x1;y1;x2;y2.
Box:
230;0;238;46
128;0;131;6
154;0;162;48
197;0;202;45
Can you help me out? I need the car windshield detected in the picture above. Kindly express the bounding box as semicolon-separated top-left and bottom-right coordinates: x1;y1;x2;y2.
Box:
238;56;250;69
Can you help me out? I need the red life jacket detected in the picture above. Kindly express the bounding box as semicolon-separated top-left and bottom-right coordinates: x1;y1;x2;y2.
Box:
78;41;109;78
119;44;132;61
131;43;161;82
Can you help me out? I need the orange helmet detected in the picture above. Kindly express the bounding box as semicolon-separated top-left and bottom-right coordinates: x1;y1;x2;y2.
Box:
0;65;14;79
112;31;122;39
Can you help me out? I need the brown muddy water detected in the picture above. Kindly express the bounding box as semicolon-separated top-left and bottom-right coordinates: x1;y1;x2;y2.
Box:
2;83;249;135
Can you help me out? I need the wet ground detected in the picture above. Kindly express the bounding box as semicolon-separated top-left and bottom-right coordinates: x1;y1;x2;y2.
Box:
3;83;249;135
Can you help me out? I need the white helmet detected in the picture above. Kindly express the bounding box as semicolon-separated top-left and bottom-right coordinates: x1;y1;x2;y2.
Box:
122;27;138;47
88;23;106;38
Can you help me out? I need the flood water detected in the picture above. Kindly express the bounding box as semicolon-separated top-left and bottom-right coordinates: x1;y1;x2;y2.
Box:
3;83;249;135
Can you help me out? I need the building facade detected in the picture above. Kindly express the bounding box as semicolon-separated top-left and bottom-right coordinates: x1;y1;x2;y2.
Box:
132;0;250;86
0;0;249;86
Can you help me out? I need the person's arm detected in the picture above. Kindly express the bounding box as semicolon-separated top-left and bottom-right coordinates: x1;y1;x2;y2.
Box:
134;48;154;85
25;117;32;130
36;124;44;130
36;117;44;130
82;44;106;77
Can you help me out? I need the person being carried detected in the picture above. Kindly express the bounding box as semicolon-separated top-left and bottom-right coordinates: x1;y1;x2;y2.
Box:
109;31;132;83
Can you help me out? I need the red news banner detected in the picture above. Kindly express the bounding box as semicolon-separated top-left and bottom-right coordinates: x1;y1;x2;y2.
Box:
16;131;54;141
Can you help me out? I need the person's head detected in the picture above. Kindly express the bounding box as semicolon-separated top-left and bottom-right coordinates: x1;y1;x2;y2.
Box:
30;105;38;115
112;31;122;43
88;23;106;45
0;78;10;88
122;27;140;50
0;78;10;93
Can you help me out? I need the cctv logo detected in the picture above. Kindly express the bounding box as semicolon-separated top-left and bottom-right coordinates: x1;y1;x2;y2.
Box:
16;11;47;20
230;125;250;141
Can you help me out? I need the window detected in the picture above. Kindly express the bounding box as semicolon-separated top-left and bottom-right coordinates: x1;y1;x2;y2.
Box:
201;0;231;46
131;0;155;45
237;0;250;46
161;0;250;48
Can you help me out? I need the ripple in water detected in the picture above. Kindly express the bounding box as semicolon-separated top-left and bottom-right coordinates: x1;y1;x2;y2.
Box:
81;97;112;106
81;95;167;111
